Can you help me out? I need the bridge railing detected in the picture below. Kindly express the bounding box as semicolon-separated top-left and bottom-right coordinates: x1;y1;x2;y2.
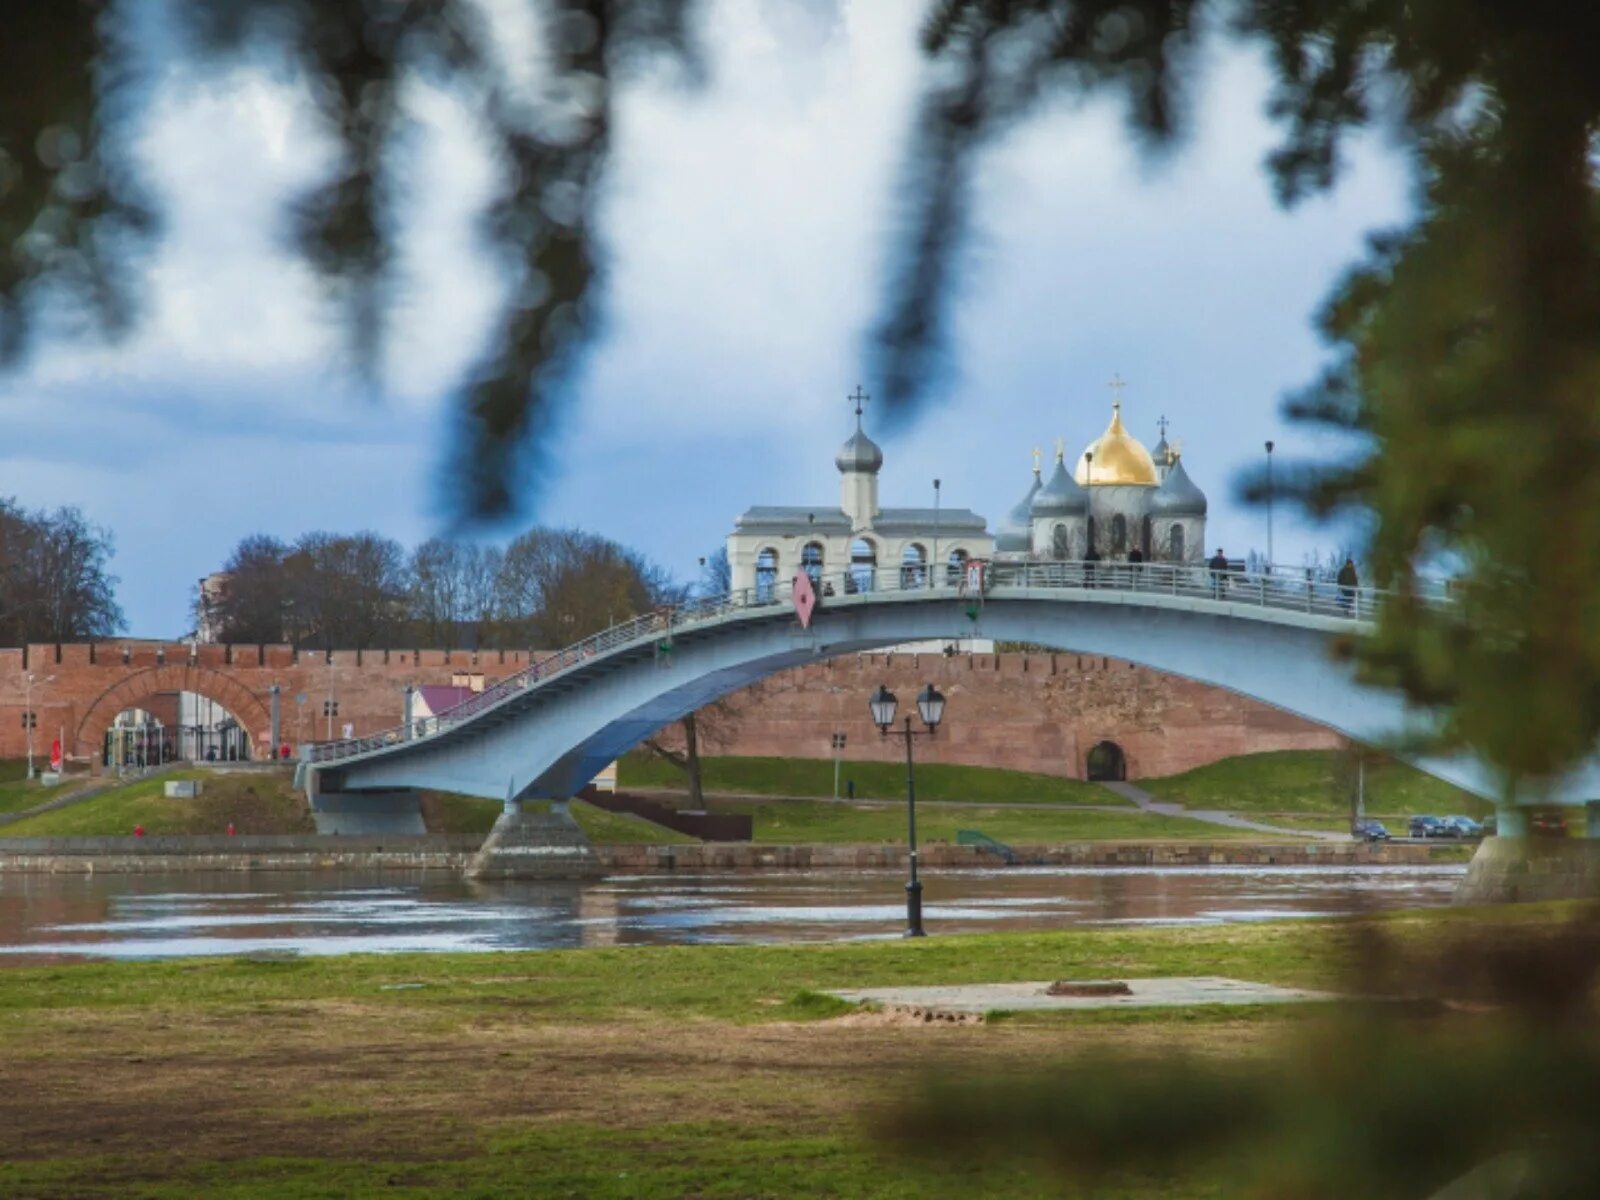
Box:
304;560;1448;765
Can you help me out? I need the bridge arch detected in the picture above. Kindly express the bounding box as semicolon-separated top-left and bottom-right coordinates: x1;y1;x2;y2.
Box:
319;584;1564;806
75;663;273;764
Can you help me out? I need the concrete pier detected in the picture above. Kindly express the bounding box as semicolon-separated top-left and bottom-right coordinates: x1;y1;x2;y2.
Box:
467;801;603;881
1455;835;1600;904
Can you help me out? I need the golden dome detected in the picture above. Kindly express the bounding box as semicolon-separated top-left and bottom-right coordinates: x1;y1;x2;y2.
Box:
1074;404;1159;486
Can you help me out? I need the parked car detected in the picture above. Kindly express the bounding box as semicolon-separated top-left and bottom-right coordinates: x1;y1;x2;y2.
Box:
1351;819;1391;843
1443;815;1483;838
1408;815;1449;839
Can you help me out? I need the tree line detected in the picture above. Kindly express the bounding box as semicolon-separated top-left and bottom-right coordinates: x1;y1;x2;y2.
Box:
0;498;123;644
201;529;720;651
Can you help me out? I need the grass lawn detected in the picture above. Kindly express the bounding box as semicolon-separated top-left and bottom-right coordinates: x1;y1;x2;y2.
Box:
704;797;1275;844
419;793;698;844
1141;750;1490;818
0;909;1510;1198
0;768;313;836
620;751;1118;805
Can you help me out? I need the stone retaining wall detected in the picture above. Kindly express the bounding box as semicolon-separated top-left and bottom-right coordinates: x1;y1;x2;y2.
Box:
0;836;1462;876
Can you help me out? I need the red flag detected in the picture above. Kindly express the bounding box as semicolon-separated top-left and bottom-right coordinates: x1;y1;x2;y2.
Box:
49;738;62;772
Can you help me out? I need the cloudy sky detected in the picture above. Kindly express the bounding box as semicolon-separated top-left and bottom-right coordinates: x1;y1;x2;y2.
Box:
1;0;1411;637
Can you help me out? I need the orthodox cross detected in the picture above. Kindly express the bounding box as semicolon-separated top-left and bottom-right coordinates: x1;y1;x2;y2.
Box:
1054;436;1066;462
1032;446;1042;474
1108;373;1127;410
1157;413;1170;439
848;385;870;429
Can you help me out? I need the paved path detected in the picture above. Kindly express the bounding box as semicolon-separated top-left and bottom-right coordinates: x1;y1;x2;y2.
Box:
1100;780;1349;842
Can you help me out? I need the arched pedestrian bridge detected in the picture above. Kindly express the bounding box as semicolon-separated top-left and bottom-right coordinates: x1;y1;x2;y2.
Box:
301;560;1579;810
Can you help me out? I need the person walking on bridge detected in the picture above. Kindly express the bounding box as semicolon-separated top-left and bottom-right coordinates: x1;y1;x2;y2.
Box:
1209;548;1228;597
1337;556;1359;614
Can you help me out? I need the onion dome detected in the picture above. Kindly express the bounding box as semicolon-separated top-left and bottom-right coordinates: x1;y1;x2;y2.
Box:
1151;434;1174;477
996;466;1042;552
1151;453;1207;515
835;427;883;474
1031;450;1090;517
1075;403;1159;486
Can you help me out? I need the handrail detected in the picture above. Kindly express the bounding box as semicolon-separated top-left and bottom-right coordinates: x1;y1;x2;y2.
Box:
304;559;1451;767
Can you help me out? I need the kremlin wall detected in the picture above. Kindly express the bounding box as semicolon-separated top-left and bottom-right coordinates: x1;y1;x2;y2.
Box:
0;640;1340;779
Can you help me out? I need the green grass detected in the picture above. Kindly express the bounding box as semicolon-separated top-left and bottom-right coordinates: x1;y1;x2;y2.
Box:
1141;750;1490;818
619;751;1117;805
418;790;503;835
0;908;1566;1199
703;797;1275;844
570;798;699;844
0;775;70;816
0;768;312;836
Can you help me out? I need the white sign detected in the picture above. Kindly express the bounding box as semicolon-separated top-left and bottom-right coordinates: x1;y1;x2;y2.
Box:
342;723;354;740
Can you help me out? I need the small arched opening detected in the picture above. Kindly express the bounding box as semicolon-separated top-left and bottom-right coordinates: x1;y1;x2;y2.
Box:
848;538;877;593
1086;740;1127;782
1051;523;1071;560
900;543;928;589
946;547;970;586
800;541;825;586
756;546;780;601
1111;514;1128;557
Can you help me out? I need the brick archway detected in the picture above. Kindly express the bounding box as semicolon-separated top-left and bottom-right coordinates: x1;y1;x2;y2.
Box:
74;664;273;762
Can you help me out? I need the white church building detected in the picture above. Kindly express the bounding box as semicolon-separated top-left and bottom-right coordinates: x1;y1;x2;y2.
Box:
728;384;1207;594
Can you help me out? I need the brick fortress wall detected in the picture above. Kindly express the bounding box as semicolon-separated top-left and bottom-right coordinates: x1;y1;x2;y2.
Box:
0;643;1342;780
648;650;1343;781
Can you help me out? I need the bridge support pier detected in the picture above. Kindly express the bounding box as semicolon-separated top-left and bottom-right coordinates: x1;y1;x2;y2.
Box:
1456;809;1600;905
468;798;602;881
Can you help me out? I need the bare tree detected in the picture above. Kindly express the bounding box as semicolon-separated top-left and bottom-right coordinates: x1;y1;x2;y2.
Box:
0;500;123;643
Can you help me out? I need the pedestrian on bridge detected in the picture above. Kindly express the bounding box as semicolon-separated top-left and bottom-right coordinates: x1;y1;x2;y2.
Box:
1084;544;1102;588
1209;548;1228;597
1337;557;1359;614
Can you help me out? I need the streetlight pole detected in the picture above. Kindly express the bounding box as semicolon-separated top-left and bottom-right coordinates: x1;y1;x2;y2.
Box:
23;673;54;779
932;478;941;588
870;683;947;938
1265;440;1275;570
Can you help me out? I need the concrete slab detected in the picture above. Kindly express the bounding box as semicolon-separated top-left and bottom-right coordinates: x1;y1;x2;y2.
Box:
831;976;1336;1015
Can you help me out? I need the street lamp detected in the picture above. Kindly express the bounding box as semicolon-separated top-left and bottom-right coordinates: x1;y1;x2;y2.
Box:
932;478;941;588
1264;439;1275;569
869;682;947;938
23;673;55;779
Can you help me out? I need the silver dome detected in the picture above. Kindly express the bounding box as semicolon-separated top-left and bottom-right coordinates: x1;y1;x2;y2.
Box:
835;428;883;473
1030;457;1089;518
1151;455;1207;515
996;472;1041;553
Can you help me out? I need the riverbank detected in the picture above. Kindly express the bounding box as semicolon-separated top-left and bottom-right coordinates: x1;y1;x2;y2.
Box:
0;833;1469;874
0;905;1558;1198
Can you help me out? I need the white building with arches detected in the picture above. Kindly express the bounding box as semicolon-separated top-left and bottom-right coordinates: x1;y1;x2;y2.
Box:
728;385;1208;595
728;403;992;596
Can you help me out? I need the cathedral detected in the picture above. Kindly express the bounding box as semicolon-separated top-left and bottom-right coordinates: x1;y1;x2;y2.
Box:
727;384;1207;594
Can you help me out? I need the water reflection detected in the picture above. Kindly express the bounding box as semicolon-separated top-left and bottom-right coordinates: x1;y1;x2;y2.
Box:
0;866;1465;962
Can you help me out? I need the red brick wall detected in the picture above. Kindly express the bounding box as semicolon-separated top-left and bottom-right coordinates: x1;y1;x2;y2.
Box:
0;643;1340;779
679;651;1343;781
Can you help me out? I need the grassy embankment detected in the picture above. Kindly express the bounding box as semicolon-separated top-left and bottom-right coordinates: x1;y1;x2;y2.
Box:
0;757;70;816
1140;750;1489;820
0;768;315;836
420;792;698;844
0;907;1528;1198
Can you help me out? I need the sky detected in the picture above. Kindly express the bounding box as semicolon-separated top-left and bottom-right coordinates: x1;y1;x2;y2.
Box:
0;0;1412;638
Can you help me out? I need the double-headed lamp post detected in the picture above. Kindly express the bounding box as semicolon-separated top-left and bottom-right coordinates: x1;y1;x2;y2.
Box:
869;682;947;938
24;672;54;779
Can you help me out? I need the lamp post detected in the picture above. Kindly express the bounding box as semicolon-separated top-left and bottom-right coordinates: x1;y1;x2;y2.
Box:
932;478;941;588
869;682;947;938
1264;440;1275;570
23;673;54;779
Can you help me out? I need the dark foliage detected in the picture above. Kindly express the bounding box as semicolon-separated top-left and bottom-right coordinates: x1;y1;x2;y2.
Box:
0;497;123;642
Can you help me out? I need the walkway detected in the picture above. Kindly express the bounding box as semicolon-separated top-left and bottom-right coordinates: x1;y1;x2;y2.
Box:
1099;781;1349;842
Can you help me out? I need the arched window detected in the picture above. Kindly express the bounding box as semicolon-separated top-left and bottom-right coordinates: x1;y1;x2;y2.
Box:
849;538;877;593
1051;523;1070;560
1111;514;1128;555
946;547;969;586
900;543;928;589
801;542;825;586
756;547;779;601
1168;524;1185;562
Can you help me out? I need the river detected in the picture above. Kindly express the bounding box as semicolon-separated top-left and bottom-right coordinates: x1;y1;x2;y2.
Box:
0;864;1465;962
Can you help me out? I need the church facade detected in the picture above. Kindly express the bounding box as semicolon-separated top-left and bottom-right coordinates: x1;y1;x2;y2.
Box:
728;385;1207;594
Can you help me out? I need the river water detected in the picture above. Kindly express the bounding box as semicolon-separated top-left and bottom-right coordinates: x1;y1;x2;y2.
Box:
0;865;1465;962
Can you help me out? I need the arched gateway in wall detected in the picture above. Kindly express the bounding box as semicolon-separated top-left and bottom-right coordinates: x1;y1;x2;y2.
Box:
74;663;273;763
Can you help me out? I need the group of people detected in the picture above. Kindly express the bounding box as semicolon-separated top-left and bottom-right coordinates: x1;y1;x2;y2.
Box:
1205;549;1362;612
